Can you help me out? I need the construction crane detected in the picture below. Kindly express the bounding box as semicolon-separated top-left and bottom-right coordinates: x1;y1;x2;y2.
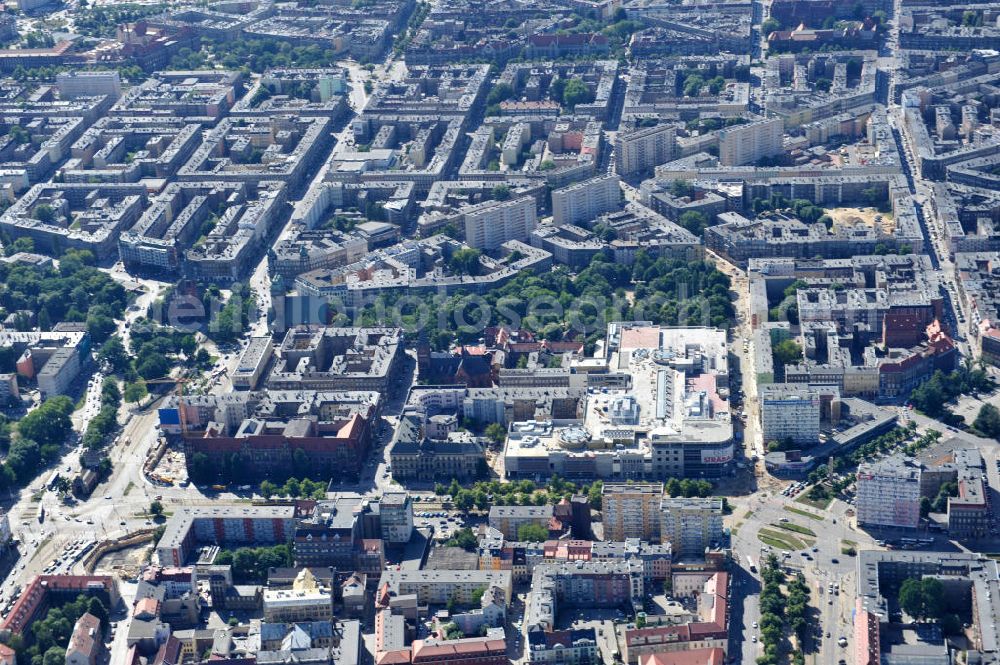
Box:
145;376;191;436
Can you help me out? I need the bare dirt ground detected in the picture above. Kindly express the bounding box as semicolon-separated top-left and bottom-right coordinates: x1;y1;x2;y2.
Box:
828;207;895;234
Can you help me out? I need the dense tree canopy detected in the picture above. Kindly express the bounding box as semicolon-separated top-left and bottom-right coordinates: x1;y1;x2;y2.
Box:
0;249;128;340
772;339;803;367
215;544;293;583
898;577;945;621
517;522;549;542
973;403;1000;439
19;396;73;448
358;252;733;353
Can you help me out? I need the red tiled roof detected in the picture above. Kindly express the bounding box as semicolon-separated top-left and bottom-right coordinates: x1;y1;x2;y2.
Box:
640;648;726;665
411;637;507;661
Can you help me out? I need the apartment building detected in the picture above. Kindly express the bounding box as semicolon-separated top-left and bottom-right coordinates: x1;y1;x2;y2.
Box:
462;196;537;251
4;330;89;398
856;457;922;529
659;498;724;558
525;560;644;633
488;505;554;540
56;71;121;100
379;491;414;544
155;505;298;567
718;117;783;166
551;175;621;226
262;569;334;623
231;336;273;390
615;125;675;176
759;383;822;446
527;628;599;665
376;570;513;606
602;483;664;542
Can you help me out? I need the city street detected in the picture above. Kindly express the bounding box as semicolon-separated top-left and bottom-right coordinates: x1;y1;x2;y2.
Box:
729;488;875;665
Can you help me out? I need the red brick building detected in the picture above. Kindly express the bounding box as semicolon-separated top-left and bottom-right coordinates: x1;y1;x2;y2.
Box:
1;575;120;638
184;412;371;481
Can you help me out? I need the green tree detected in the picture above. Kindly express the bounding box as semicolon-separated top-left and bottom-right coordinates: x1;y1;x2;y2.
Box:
149;500;164;517
194;348;212;367
85;310;117;343
454;490;474;512
898;577;945;621
677;210;709;236
444;527;478;551
973;403;1000;439
42;646;66;665
962;10;982;27
561;78;593;109
123;380;147;404
683;74;704;97
98;336;130;374
669;179;694;198
898;578;925;620
4;236;34;256
86;597;109;627
100;378;121;407
7;126;29;145
449;248;482;276
517;522;549;542
135;352;171;380
491;184;511;201
762;17;781;36
587;480;602;509
486;83;514;106
772;339;803;366
19;396;73;446
909;371;948;417
484;423;507;445
33;204;55;224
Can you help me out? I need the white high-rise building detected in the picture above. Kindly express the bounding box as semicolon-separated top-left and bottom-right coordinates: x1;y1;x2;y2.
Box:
718;118;783;167
602;482;664;541
760;383;822;445
379;491;413;544
659;497;724;557
551;175;621;226
462;196;537;251
56;71;122;100
615;125;676;176
856;457;922;529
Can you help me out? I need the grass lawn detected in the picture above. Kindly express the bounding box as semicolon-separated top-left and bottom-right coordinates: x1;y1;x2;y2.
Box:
783;505;825;521
796;492;834;510
773;521;817;537
841;539;858;556
757;527;809;551
758;532;795;550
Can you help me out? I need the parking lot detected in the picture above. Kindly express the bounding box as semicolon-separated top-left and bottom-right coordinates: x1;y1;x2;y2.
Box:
413;508;463;540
